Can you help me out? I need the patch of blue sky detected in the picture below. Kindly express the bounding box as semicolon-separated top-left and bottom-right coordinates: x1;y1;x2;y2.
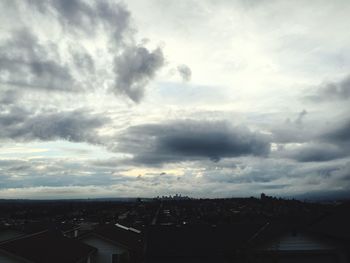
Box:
150;81;230;105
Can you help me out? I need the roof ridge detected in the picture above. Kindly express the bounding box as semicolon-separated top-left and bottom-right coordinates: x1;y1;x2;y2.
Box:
247;222;270;244
0;230;49;245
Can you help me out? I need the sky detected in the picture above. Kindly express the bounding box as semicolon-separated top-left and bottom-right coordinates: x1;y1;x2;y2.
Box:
0;0;350;199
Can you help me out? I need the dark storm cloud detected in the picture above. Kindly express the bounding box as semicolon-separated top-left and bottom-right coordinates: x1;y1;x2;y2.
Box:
113;46;164;102
0;107;109;143
308;74;350;101
177;64;192;82
114;120;271;165
273;115;350;162
277;143;346;162
291;162;350;200
0;29;75;91
272;115;350;156
335;162;350;181
322;118;350;144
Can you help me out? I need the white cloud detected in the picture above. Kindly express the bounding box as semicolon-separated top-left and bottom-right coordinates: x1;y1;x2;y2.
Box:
0;0;350;198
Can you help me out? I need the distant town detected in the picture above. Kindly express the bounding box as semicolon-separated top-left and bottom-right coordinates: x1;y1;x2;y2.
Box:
0;194;349;262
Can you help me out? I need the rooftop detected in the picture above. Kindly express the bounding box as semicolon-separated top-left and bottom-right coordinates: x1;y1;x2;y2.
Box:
0;231;96;263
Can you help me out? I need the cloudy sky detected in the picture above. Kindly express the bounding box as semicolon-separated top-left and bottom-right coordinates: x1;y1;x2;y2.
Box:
1;0;350;199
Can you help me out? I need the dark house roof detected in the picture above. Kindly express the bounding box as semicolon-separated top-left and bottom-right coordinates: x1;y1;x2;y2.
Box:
251;222;340;253
82;224;143;252
309;202;350;242
16;221;79;235
0;227;24;243
145;223;264;259
0;231;96;263
248;222;295;247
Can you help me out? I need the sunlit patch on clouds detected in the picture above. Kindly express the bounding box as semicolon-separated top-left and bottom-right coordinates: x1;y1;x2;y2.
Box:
0;147;49;155
1;0;350;199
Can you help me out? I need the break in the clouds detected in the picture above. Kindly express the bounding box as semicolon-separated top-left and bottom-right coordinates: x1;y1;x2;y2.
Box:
1;0;350;199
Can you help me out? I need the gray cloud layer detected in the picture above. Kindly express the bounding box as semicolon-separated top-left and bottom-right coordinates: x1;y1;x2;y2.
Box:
278;143;346;163
273;116;350;163
322;118;350;144
114;120;270;165
177;64;192;82
0;29;75;91
0;0;166;102
271;110;313;144
30;0;131;44
308;74;350;101
0;107;108;144
1;0;349;199
113;46;164;102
